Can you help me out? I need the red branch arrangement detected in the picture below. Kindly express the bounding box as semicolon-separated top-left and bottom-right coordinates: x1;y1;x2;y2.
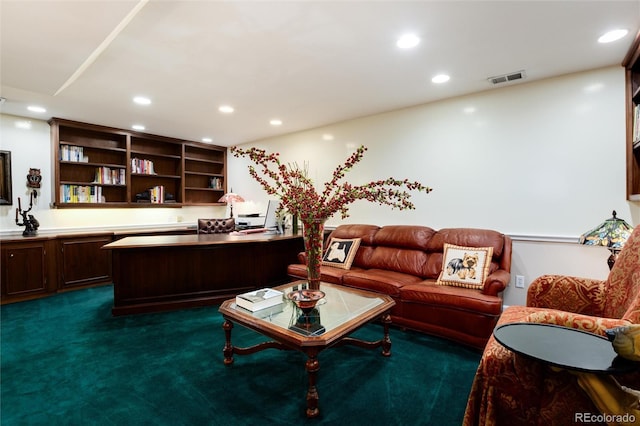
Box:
230;145;432;221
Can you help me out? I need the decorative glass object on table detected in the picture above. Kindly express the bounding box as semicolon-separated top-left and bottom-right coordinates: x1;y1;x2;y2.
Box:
287;287;326;334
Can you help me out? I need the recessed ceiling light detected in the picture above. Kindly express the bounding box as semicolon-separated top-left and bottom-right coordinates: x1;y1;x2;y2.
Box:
27;105;46;113
397;34;420;49
598;29;629;43
202;137;213;143
270;119;282;126
432;74;450;84
132;124;145;131
219;105;234;113
322;134;335;141
133;96;151;105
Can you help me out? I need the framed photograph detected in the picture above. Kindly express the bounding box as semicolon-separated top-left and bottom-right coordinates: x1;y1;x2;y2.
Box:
0;151;13;205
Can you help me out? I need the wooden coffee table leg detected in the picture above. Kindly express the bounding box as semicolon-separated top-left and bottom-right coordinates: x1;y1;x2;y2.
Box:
305;348;320;418
222;319;234;365
381;313;392;357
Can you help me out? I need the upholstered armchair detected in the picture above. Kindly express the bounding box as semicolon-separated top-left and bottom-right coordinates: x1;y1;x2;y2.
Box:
464;225;640;426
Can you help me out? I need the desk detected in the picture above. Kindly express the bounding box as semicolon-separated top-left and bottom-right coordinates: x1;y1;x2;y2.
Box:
102;232;303;315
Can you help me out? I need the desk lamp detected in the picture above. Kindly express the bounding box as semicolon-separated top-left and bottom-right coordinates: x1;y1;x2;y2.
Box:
218;189;245;218
579;210;633;270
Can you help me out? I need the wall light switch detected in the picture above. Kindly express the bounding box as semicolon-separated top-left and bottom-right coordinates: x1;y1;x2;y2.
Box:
515;275;525;289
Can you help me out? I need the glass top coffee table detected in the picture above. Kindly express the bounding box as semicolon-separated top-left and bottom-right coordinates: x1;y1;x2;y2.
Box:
218;281;396;418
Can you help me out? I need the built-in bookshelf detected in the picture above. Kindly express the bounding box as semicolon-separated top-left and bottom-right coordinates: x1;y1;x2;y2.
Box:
50;118;227;208
624;31;640;201
184;143;226;205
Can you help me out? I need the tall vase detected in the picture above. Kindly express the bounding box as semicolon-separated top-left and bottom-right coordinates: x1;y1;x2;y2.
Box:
302;218;325;290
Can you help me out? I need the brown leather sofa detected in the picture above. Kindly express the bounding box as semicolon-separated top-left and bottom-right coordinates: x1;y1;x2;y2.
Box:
287;224;512;349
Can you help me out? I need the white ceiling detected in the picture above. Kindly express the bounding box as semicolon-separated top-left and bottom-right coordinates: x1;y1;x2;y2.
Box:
1;0;639;147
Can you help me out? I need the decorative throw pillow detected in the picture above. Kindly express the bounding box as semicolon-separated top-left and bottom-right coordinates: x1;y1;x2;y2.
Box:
322;237;361;269
436;243;493;289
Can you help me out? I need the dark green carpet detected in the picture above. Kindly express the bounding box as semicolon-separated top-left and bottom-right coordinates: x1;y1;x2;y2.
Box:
1;285;481;425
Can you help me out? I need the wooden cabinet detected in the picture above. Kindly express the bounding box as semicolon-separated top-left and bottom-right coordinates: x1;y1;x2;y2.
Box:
49;118;227;208
624;31;640;201
1;239;56;303
57;235;112;290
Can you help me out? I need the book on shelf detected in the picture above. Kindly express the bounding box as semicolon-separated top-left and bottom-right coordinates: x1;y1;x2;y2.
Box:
59;184;104;203
94;166;125;185
634;104;640;147
149;185;164;203
59;145;86;162
235;288;284;312
131;157;155;174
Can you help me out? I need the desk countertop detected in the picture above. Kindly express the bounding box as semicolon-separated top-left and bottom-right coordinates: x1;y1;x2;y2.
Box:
102;230;302;250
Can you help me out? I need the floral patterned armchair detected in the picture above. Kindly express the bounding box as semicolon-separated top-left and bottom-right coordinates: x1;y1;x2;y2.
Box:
464;225;640;426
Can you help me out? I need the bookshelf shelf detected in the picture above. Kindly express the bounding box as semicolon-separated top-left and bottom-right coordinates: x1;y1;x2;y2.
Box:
624;31;640;201
50;118;226;208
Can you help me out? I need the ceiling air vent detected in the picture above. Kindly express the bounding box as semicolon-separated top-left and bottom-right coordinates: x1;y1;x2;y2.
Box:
488;70;526;85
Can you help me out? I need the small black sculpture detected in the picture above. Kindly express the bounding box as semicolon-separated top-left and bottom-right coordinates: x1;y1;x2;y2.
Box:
15;191;39;237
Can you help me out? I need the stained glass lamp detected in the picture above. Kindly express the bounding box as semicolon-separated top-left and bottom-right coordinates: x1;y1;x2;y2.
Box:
579;210;633;270
218;189;245;218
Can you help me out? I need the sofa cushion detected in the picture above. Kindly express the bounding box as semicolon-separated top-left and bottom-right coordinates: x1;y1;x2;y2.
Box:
366;246;429;277
372;225;436;250
287;263;365;284
437;244;493;289
400;282;503;316
426;228;505;258
322;237;361;269
327;224;380;245
342;269;423;297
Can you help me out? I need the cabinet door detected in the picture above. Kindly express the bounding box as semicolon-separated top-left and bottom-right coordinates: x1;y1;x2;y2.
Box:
59;236;112;289
1;242;47;298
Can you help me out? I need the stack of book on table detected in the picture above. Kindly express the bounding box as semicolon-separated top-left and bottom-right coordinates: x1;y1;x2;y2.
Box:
235;288;284;315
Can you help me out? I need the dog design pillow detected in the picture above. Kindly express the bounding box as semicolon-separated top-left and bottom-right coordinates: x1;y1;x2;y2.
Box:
322;237;361;270
437;244;493;289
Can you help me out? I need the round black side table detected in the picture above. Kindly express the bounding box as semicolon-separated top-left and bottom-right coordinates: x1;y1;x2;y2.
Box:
494;322;637;374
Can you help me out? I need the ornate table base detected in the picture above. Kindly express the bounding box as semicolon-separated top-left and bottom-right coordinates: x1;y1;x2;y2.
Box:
222;313;392;418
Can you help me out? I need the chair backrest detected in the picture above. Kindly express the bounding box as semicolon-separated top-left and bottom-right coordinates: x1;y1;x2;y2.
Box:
603;225;640;322
197;218;235;234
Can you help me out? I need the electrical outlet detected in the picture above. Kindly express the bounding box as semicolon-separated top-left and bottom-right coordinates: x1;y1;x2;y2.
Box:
515;275;525;289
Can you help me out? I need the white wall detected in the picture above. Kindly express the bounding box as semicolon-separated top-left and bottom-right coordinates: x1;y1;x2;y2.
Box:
228;66;638;306
0;114;227;233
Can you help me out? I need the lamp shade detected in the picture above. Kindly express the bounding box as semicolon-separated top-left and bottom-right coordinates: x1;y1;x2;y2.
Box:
218;189;244;218
218;192;245;204
579;210;633;250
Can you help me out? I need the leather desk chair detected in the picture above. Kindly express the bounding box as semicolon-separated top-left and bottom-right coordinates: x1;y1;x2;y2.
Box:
197;218;235;234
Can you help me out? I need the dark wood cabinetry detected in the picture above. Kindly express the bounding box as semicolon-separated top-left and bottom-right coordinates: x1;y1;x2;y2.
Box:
49;118;227;207
57;235;112;289
1;239;56;302
624;31;640;201
1;226;195;304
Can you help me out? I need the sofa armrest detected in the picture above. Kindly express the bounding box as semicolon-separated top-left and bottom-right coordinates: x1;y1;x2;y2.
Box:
482;269;510;296
522;308;630;337
296;251;307;265
526;274;607;316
